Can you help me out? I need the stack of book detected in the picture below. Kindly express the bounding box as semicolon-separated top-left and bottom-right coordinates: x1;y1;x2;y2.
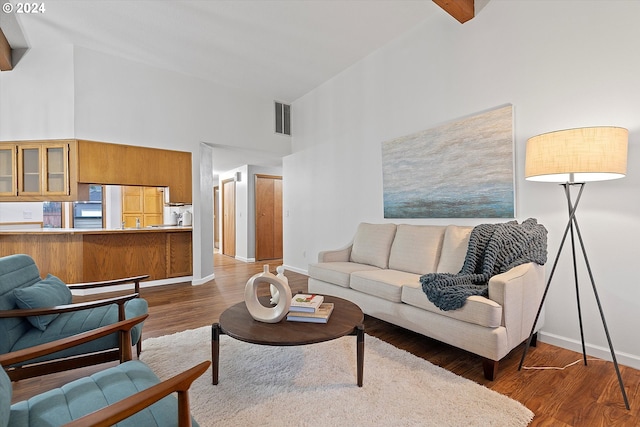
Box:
286;294;334;323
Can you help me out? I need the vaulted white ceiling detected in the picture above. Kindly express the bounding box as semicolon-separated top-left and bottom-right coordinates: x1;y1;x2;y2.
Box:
4;0;442;102
2;1;458;172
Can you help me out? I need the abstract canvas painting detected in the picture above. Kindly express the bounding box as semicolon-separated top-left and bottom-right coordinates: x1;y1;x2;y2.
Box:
382;105;514;218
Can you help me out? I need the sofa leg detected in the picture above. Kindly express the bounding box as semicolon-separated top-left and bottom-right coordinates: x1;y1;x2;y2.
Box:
530;332;538;347
482;359;499;381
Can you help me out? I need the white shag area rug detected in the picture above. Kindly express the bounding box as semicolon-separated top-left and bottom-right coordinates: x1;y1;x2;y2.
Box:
140;326;533;426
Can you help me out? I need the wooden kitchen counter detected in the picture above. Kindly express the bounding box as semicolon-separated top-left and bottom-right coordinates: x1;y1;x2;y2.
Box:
0;227;192;284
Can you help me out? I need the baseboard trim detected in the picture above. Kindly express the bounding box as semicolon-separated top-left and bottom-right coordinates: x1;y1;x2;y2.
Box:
192;273;215;286
538;331;640;370
71;276;193;296
283;264;308;275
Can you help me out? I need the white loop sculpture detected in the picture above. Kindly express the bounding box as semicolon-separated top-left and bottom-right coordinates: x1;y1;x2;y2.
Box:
244;265;292;323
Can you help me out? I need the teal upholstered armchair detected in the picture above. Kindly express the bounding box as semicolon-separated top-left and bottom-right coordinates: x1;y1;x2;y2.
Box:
0;254;149;381
0;316;210;427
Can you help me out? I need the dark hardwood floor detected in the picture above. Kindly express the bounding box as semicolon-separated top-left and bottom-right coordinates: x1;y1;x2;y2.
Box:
10;254;640;426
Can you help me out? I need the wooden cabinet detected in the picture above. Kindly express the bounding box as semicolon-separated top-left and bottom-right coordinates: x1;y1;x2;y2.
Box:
17;142;69;196
143;187;164;225
122;186;164;227
77;140;192;204
0;140;83;201
0;228;193;283
0;139;191;203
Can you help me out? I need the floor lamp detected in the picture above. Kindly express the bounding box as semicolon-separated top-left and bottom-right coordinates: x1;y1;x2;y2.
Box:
518;126;630;410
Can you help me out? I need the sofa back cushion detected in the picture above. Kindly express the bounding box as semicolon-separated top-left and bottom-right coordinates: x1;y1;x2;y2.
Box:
0;254;42;354
436;225;473;273
388;225;445;274
350;223;397;269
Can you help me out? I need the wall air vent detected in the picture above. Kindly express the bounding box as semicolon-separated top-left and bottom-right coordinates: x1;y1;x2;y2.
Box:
275;101;291;136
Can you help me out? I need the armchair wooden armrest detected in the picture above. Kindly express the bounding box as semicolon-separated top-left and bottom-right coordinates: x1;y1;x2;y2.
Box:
67;274;150;293
0;315;148;367
65;360;211;427
0;293;140;321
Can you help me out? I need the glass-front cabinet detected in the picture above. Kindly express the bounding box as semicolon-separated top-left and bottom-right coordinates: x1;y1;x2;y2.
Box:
18;144;42;195
43;144;69;195
0;141;71;199
17;143;69;196
0;146;16;196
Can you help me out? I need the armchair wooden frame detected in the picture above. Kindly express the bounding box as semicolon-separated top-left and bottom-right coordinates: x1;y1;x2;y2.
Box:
1;315;210;427
0;274;149;381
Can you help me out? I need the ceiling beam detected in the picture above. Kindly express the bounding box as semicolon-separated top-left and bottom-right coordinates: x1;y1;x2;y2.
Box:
0;27;12;71
432;0;474;24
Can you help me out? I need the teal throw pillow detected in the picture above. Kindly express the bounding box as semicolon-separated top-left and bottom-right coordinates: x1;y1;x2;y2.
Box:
13;274;72;331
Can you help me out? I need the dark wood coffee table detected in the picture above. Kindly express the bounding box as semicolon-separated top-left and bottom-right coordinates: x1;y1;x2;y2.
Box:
211;295;365;386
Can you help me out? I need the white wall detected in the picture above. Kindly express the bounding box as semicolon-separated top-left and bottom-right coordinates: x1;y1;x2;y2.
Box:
0;202;43;224
284;0;640;369
0;45;75;140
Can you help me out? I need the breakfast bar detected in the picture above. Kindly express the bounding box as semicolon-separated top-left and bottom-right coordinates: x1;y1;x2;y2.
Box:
0;227;192;285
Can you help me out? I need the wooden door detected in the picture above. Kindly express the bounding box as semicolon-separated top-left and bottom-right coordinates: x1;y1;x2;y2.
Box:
255;175;283;261
222;179;236;257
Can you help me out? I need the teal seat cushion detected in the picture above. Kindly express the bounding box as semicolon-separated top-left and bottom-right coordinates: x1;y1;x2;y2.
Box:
8;360;200;427
0;367;11;427
13;274;72;331
9;298;148;366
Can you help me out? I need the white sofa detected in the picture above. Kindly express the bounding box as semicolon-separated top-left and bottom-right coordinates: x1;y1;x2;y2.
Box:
308;222;546;380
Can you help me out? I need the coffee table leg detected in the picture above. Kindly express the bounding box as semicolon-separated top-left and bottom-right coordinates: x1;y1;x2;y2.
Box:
356;324;364;387
212;323;220;385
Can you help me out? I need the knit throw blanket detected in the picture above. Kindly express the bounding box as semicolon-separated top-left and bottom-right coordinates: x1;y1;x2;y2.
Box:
420;218;548;311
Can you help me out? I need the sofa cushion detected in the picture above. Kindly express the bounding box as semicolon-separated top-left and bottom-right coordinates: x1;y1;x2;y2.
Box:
350;270;421;303
13;274;72;331
8;360;200;427
388;225;445;275
308;262;380;288
401;283;502;328
350;223;397;269
436;225;473;273
0;367;10;427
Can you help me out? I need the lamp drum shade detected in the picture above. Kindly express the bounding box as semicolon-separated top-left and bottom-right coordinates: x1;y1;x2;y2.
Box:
525;126;628;182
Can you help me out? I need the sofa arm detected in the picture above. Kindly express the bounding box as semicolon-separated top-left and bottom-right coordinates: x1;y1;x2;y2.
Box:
317;244;353;262
488;263;546;349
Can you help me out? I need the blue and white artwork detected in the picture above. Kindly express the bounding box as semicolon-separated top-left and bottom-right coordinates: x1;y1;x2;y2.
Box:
382;105;515;218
